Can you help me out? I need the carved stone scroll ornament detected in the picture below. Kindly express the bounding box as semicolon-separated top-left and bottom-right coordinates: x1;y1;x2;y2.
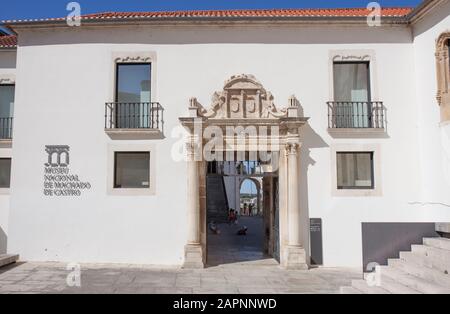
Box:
190;74;291;119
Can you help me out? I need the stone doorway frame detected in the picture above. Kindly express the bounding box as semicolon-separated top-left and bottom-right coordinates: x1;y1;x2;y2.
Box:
179;74;310;269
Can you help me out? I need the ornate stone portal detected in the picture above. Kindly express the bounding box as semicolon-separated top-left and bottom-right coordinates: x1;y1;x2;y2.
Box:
436;32;450;122
179;74;309;269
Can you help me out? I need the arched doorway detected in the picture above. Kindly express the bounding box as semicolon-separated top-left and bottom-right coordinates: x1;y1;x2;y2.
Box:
239;177;262;217
180;74;310;269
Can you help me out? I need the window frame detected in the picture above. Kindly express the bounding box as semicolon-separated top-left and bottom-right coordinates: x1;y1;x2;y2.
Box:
107;143;156;196
113;151;151;189
336;151;375;190
0;84;14;140
330;144;382;197
114;62;152;103
0;157;11;191
0;83;15;116
436;32;450;122
332;61;372;103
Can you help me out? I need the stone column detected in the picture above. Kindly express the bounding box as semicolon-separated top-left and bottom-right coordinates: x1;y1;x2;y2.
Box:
283;143;308;269
183;139;204;269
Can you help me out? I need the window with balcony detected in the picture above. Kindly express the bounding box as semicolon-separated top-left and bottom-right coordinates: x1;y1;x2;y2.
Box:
105;62;163;138
0;84;14;140
114;152;150;189
336;152;374;190
0;158;11;188
328;62;384;130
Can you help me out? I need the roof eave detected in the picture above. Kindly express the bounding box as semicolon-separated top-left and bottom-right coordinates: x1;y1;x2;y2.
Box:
407;0;446;24
4;15;410;29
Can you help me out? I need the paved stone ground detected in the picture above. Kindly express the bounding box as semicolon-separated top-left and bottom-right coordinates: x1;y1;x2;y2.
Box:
0;261;361;294
0;218;361;294
207;216;266;266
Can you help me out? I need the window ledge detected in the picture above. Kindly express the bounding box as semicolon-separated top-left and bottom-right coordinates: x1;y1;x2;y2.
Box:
327;128;387;138
105;128;164;140
332;188;382;197
108;187;155;196
0;139;12;148
0;188;10;195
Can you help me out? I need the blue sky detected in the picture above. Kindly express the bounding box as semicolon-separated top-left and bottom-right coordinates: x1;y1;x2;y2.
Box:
1;0;421;21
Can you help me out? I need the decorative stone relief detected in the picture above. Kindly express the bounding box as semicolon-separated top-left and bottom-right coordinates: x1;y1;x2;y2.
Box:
190;74;294;119
113;51;155;64
285;143;300;155
332;54;371;62
0;76;15;85
436;32;450;122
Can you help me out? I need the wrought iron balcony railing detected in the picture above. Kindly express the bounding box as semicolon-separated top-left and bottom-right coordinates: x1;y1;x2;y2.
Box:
105;102;164;131
327;101;385;129
0;117;13;140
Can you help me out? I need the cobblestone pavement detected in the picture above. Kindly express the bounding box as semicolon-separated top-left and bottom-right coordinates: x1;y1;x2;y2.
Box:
0;260;362;294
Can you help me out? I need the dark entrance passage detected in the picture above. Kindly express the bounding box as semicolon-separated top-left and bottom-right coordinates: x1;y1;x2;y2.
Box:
206;160;279;266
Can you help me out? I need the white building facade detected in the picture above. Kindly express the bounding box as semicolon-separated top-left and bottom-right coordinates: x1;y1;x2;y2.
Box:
0;0;449;268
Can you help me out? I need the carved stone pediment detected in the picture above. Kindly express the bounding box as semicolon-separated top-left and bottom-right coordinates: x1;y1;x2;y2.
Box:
190;74;292;119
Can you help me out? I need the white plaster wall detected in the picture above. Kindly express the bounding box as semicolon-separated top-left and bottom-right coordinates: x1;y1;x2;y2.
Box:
412;1;450;213
0;50;15;254
6;22;446;267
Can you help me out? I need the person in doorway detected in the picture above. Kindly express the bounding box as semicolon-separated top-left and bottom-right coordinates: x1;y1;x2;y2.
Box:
243;203;248;216
228;209;237;225
248;204;253;216
237;226;248;236
209;221;221;235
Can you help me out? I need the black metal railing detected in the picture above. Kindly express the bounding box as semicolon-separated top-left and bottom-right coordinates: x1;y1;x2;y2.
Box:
0;117;13;139
105;102;164;131
327;101;385;129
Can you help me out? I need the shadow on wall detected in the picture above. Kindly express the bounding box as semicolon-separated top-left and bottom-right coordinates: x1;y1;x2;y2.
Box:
0;226;6;254
299;123;328;265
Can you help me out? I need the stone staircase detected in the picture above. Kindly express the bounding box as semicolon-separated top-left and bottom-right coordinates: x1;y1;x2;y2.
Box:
0;254;19;268
341;237;450;294
206;176;229;223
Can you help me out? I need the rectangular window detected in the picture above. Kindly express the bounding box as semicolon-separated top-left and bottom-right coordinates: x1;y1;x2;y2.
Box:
115;63;152;128
0;158;12;188
337;152;374;190
114;152;150;189
333;62;371;128
0;85;14;139
333;62;370;102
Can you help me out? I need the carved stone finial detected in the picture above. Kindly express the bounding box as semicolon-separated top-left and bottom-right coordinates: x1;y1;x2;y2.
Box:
287;95;302;118
188;97;202;117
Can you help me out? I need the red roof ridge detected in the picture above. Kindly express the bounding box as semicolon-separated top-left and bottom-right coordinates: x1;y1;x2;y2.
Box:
0;35;17;48
1;6;414;24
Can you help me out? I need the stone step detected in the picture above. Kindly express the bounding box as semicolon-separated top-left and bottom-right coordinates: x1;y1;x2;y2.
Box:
364;271;421;294
423;238;450;251
0;254;19;268
351;279;390;294
411;245;450;273
340;286;363;294
379;266;450;294
401;251;450;276
389;258;450;288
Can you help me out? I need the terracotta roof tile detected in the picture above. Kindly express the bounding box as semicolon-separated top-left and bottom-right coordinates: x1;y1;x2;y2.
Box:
3;7;413;24
0;35;16;48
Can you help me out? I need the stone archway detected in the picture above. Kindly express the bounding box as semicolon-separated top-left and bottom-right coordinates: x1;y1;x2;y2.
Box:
180;74;310;269
239;177;262;216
